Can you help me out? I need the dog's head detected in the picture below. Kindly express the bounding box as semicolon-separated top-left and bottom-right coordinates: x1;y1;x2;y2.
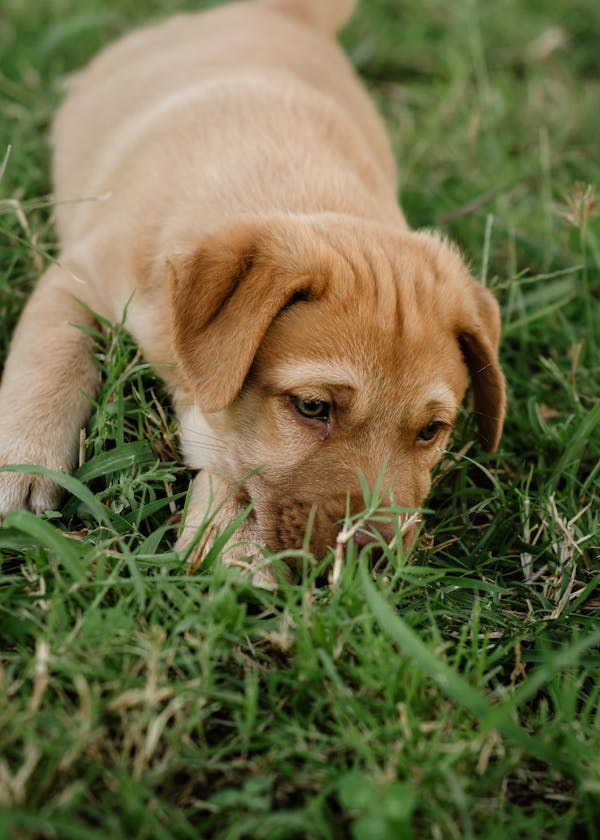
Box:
169;214;505;557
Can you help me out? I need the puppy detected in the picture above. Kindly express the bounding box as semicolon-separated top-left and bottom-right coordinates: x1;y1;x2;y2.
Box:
0;0;505;577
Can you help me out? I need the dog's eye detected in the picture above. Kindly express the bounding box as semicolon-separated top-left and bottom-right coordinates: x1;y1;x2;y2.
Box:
418;421;444;442
292;397;330;421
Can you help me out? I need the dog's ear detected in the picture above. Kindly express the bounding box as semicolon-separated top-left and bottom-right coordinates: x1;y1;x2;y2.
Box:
168;218;327;412
459;283;506;452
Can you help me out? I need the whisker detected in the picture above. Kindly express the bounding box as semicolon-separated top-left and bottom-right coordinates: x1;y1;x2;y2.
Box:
177;426;230;454
472;409;502;421
178;425;230;445
471;361;494;376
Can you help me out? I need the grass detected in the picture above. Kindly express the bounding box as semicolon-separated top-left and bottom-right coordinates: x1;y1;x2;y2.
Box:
1;0;599;836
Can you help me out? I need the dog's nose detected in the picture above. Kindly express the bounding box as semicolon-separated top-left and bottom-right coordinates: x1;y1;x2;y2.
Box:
353;521;396;550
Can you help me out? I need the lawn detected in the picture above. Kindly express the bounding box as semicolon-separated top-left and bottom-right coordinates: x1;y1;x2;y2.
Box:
1;0;599;837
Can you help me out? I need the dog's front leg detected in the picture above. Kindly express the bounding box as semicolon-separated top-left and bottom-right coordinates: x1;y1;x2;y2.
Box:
176;470;287;587
0;264;99;516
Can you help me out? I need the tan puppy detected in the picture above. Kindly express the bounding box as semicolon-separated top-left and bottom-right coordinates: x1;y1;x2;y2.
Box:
0;0;505;575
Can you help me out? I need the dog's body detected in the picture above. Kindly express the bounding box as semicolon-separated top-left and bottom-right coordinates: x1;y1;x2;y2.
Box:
0;0;505;573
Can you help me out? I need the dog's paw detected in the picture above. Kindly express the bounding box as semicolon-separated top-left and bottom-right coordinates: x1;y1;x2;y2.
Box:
0;469;62;518
176;513;288;588
0;439;65;519
174;471;294;587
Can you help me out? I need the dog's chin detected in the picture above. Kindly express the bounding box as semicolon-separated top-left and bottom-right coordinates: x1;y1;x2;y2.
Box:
246;490;420;570
251;494;347;558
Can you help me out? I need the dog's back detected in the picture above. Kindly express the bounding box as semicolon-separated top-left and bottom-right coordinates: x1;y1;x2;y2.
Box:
53;0;398;245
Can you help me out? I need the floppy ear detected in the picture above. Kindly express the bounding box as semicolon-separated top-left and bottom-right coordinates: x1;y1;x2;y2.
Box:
459;283;506;452
167;218;327;412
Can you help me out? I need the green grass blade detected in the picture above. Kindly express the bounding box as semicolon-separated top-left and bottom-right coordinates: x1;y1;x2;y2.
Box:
359;561;574;770
1;509;85;575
